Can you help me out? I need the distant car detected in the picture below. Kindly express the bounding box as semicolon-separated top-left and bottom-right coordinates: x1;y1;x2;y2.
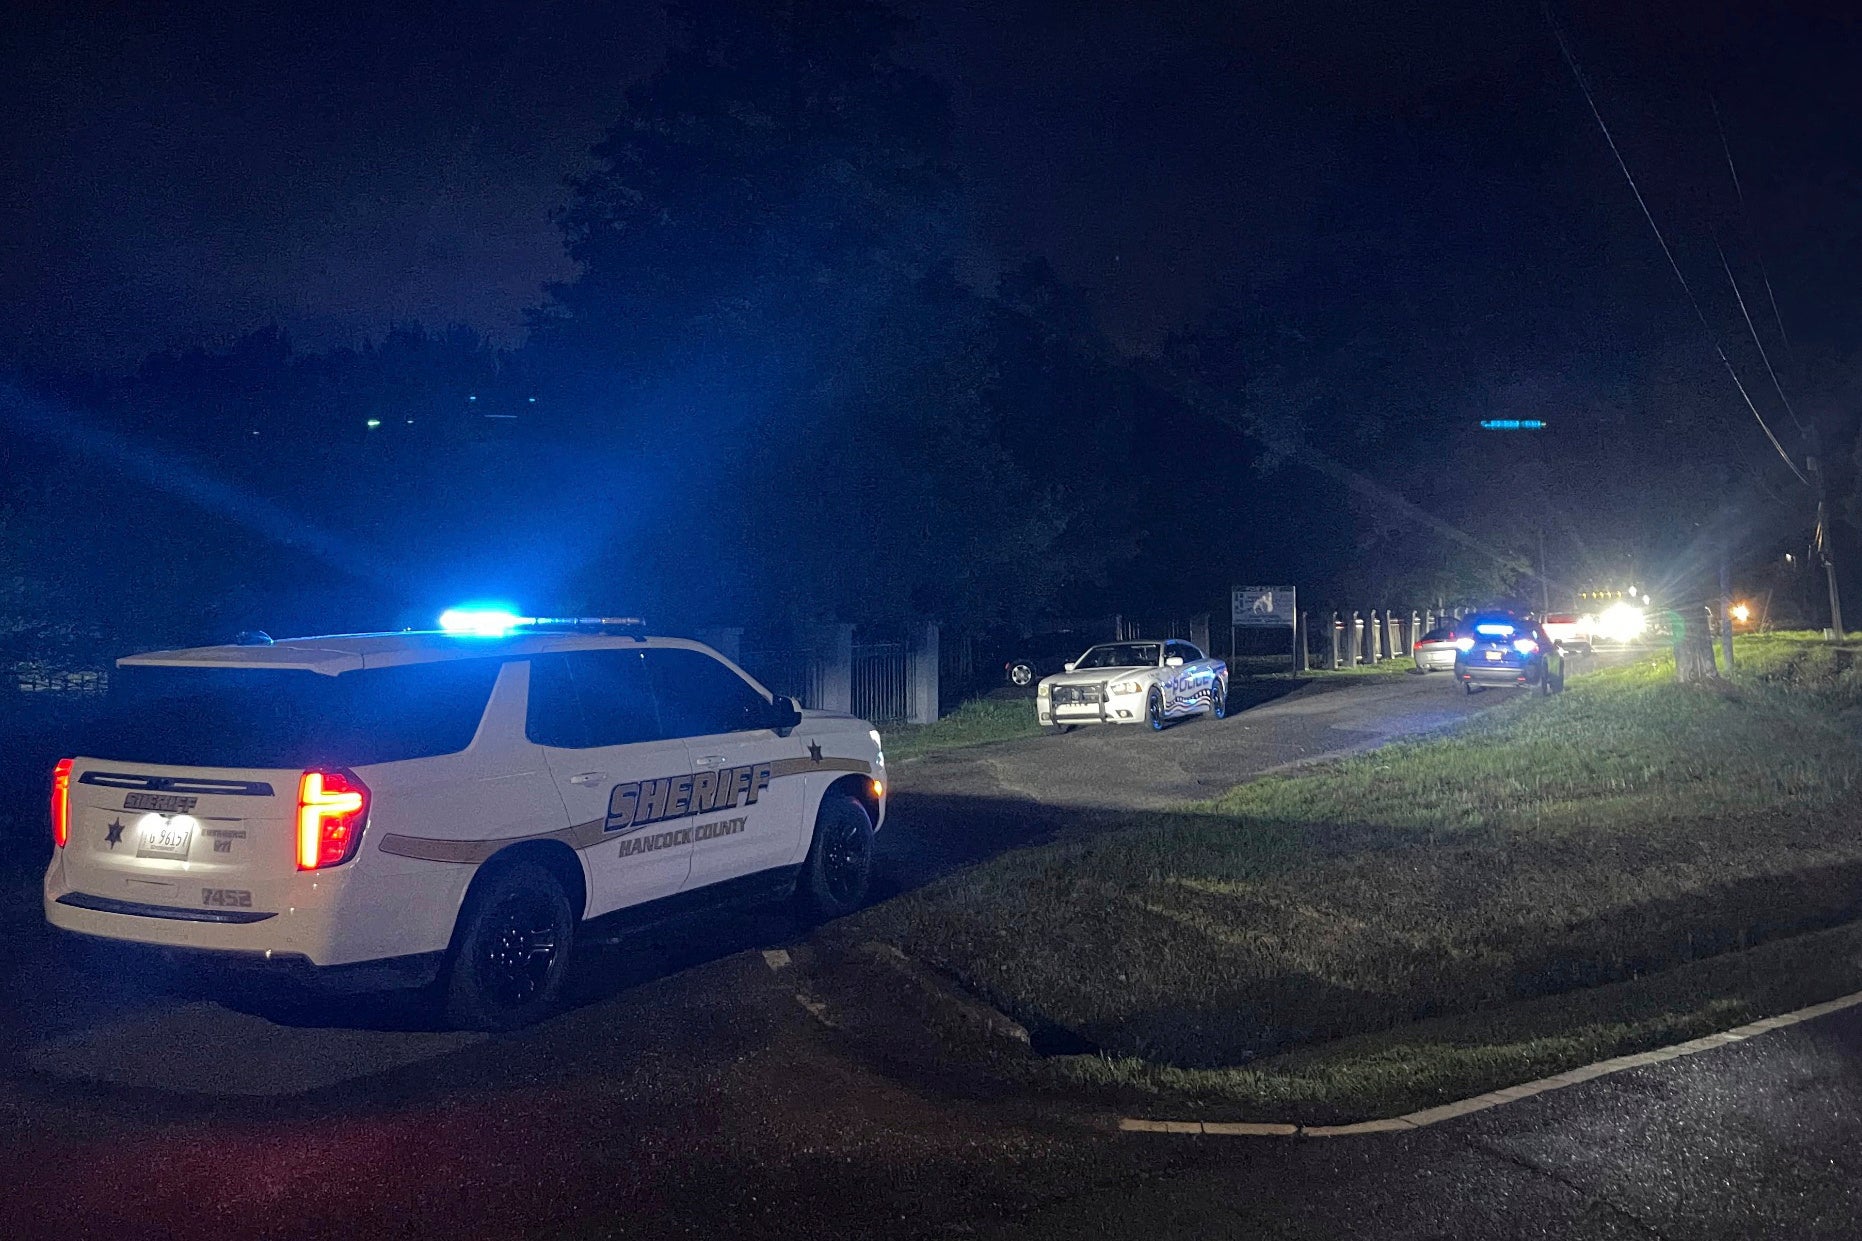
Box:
1538;612;1592;655
1412;625;1462;672
1453;613;1565;695
1036;639;1227;732
999;630;1095;690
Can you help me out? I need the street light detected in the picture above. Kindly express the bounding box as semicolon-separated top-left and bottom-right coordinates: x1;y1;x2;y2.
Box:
1731;603;1751;625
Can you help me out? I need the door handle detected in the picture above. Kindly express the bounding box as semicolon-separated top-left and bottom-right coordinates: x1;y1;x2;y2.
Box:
567;772;606;786
693;754;725;768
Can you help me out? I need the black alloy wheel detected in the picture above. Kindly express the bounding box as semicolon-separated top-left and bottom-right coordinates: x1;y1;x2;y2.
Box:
445;861;573;1031
1209;679;1228;719
1148;688;1167;730
800;794;875;920
477;891;561;1009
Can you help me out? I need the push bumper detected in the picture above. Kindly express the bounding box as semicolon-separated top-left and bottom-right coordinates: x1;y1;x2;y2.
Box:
1039;690;1146;725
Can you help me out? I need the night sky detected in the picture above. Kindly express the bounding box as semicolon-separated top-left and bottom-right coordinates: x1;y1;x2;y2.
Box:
4;0;1857;380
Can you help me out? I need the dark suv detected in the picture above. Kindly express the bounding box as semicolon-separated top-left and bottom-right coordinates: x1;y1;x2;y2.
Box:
1453;612;1565;695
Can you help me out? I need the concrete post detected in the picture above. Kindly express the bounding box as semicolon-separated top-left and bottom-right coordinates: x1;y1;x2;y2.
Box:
1191;612;1211;655
810;622;855;714
910;621;940;725
1365;610;1380;663
1328;612;1341;670
695;626;743;664
1350;611;1364;666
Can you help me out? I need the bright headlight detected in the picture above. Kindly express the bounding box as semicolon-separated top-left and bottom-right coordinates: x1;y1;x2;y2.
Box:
1598;601;1646;642
1110;680;1145;695
1036;683;1050;697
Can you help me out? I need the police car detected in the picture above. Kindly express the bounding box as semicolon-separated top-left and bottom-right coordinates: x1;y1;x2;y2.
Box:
44;611;886;1029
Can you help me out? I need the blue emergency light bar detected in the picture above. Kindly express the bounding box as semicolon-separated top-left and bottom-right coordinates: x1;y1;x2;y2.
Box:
1479;419;1546;431
439;607;646;637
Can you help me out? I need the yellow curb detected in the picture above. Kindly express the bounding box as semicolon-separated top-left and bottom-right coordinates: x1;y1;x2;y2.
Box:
1303;1118;1418;1137
1116;987;1862;1139
1202;1121;1299;1137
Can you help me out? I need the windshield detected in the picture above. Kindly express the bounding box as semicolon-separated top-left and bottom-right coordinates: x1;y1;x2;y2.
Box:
84;660;503;768
1075;643;1160;670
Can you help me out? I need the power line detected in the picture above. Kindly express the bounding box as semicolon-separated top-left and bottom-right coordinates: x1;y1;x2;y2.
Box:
1714;233;1806;435
1544;4;1808;487
1712;97;1795;356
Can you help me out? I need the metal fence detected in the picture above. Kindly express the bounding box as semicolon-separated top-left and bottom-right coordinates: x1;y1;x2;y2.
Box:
851;640;915;725
736;645;830;710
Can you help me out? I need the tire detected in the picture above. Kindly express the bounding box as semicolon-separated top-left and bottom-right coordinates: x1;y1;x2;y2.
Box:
1208;679;1228;719
443;861;574;1032
1043;722;1073;735
1008;661;1035;688
1464;680;1476;695
1147;688;1167;731
798;794;874;920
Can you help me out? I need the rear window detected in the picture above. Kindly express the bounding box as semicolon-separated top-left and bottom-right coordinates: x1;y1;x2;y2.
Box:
85;660;503;768
1421;627;1454;643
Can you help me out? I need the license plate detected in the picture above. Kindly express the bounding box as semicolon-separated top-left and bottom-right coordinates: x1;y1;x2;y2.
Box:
135;815;195;860
1484;650;1503;661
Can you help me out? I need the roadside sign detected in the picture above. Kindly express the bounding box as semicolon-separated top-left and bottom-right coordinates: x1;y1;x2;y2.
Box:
1233;586;1296;627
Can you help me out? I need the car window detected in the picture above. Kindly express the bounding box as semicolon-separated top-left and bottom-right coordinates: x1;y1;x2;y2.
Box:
1421;628;1451;643
645;648;772;739
95;659;502;768
1171;642;1205;662
525;650;661;749
1077;643;1160;669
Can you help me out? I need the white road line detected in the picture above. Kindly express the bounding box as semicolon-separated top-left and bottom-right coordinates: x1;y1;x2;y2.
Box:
1119;987;1862;1139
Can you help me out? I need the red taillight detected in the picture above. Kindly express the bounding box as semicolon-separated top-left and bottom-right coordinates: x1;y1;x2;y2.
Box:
51;758;73;848
297;769;369;870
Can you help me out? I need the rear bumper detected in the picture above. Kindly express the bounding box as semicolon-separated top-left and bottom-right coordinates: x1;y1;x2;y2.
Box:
1455;663;1542;686
1414;649;1458;670
43;846;471;969
48;923;444;992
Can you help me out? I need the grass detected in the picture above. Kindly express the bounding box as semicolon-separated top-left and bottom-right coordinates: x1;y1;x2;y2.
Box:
843;635;1862;1118
882;695;1044;761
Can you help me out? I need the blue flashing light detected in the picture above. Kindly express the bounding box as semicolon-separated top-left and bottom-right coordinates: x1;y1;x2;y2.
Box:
439;607;529;637
1475;623;1515;636
1479;419;1546;431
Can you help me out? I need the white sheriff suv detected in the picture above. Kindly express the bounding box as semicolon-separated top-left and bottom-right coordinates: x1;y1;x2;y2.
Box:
45;614;885;1029
1035;638;1228;732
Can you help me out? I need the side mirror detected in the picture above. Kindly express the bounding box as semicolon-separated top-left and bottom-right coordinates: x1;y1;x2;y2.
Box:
1063;661;1076;672
769;695;803;735
1166;656;1184;667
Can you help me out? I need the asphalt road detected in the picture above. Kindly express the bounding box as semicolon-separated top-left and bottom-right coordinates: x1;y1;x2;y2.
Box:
9;649;1856;1239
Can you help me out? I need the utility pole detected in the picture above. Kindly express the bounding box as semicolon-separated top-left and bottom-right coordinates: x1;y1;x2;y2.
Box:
1719;558;1735;671
1537;527;1551;613
1806;426;1845;639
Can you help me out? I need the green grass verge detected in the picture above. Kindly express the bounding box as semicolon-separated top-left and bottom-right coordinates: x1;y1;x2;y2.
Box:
847;636;1862;1118
882;696;1044;761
